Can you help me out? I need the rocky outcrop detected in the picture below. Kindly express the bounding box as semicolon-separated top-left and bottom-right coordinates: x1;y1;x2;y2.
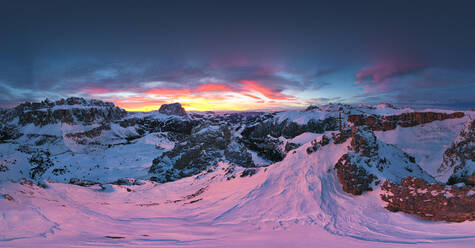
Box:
381;177;474;222
240;136;285;162
240;115;337;162
149;124;254;182
28;150;54;180
0;123;22;142
331;127;434;195
240;168;257;177
159;103;187;116
69;178;101;187
306;134;331;154
335;154;378;195
119;117;198;135
348;112;465;131
439;118;475;185
65;125;111;139
1;193;14;201
110;178;145;186
241;116;338;140
0;97;126;126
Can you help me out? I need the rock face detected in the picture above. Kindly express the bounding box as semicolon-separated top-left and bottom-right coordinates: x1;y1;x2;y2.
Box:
348;112;465;131
0;97;127;126
149;124;255;182
335;153;378;195
240;114;338;163
0;123;22;142
381;177;475;222
330;127;434;195
439;118;475;185
69;178;101;187
241;115;338;140
119;117;197;135
158;103;187;116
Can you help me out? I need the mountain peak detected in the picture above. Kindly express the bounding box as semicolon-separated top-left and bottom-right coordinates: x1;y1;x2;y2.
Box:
158;102;187;116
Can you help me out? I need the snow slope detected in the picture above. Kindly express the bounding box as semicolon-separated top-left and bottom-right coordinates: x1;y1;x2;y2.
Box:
1;133;474;247
375;113;472;181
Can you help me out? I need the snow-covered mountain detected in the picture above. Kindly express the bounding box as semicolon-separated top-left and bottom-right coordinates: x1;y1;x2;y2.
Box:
439;118;475;185
1;98;474;247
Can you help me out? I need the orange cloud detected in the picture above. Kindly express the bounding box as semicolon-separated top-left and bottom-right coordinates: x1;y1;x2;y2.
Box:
241;93;262;100
145;88;192;95
194;83;233;93
240;80;296;100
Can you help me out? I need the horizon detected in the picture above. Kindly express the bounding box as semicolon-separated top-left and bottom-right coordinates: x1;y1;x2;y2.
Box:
2;96;474;113
1;1;474;111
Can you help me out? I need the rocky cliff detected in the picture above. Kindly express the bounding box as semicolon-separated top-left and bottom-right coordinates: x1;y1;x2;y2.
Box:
438;118;475;185
348;112;465;131
158;102;187;116
0;97;127;126
381;177;474;222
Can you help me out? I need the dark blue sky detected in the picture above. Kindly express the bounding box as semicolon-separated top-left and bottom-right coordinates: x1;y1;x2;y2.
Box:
1;0;474;111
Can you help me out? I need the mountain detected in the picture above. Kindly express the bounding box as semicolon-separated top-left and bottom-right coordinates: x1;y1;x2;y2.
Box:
439;118;475;185
0;98;474;247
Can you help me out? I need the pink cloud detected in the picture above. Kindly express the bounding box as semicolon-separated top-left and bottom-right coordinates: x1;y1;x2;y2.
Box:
355;61;426;83
240;80;296;100
354;59;427;94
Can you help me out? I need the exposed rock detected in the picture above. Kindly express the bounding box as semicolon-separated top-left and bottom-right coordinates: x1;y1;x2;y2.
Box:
439;119;475;185
224;141;255;168
111;178;145;186
1;193;14;201
69;178;101;187
284;142;300;152
66;125;111;139
149;124;254;182
0;123;22;142
348;112;465;131
159;103;187;116
241;116;337;140
2;97;126;126
335;154;378;195
239;114;337;163
466;173;475;185
119;117;198;135
240;168;257;177
240;135;285;162
381;177;475;222
332;127;434;195
29;150;54;180
306;134;331;154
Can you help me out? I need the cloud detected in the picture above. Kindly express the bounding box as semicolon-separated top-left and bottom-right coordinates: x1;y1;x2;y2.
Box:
3;59;312;111
353;65;475;109
240;80;296;100
355;61;426;84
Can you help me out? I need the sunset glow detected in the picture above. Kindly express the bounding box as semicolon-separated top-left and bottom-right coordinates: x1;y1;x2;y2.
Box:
100;80;307;112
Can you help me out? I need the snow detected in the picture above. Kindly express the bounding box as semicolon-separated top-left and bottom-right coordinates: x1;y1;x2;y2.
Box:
374;115;470;181
1;136;474;247
139;133;175;150
289;132;330;145
1;102;474;247
126;111;188;121
274;103;417;126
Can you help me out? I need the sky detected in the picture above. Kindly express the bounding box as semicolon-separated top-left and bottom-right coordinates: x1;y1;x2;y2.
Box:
1;0;474;111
